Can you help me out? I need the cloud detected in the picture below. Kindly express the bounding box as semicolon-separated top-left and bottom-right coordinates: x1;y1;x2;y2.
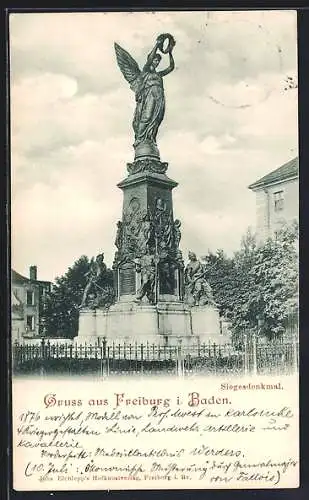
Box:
11;73;134;160
10;11;298;281
10;11;296;93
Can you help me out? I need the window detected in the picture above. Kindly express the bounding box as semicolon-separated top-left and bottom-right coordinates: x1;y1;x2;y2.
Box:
274;190;284;211
26;290;34;305
26;315;34;331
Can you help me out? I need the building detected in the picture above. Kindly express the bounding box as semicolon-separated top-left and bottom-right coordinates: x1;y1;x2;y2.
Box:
11;266;51;343
248;156;299;241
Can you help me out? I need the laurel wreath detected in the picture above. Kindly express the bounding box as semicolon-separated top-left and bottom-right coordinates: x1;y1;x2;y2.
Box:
156;33;176;54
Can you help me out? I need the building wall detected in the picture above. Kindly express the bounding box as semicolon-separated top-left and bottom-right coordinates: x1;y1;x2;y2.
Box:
11;314;24;343
255;177;298;241
11;277;50;343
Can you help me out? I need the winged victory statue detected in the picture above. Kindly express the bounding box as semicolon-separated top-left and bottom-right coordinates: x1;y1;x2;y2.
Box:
114;33;176;160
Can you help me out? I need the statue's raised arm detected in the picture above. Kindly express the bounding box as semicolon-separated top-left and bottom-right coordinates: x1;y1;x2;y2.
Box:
155;33;176;77
143;35;175;77
114;34;176;161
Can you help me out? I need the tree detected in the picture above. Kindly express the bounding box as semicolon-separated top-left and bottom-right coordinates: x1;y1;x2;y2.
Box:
201;249;235;320
232;223;298;340
202;228;258;334
229;228;261;339
42;255;115;339
249;221;298;339
201;223;298;342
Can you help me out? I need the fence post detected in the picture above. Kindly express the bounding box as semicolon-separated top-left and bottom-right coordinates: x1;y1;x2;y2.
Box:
12;341;18;372
12;342;15;371
47;340;51;360
141;343;144;375
41;338;45;359
293;334;298;373
40;338;46;377
177;339;184;377
69;343;73;375
252;333;257;375
102;338;107;378
243;333;248;375
100;343;103;378
213;343;217;375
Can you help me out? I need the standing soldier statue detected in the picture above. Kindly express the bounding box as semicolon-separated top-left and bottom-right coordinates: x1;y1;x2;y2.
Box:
80;253;114;309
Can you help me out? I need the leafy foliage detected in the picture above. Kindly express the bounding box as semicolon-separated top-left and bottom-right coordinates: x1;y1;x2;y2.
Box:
201;249;235;320
202;222;298;341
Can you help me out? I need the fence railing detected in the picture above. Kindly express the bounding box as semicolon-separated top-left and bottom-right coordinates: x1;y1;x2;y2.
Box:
12;336;299;377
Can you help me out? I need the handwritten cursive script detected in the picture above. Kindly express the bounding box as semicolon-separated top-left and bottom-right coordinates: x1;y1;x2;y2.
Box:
13;378;299;490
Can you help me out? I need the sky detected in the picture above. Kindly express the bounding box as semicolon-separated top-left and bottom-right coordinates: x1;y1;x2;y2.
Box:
10;10;298;282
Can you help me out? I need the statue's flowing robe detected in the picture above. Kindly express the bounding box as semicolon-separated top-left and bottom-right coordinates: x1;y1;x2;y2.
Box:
132;71;165;145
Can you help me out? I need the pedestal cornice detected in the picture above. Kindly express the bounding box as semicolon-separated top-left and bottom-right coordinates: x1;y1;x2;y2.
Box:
117;172;178;190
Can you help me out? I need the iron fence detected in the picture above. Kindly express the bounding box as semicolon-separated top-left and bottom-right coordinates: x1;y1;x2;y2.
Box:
12;336;299;377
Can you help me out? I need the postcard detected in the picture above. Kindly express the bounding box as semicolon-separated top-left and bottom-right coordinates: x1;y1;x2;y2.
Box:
10;10;299;490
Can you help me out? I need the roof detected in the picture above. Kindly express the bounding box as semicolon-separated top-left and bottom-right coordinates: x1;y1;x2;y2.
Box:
12;269;30;283
248;157;299;190
12;269;51;286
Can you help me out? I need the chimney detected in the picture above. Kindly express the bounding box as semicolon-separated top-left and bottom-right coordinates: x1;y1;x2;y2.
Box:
29;265;37;281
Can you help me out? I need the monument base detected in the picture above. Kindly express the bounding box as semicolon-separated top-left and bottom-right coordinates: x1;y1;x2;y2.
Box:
102;301;159;344
77;309;102;345
191;305;224;344
76;302;224;346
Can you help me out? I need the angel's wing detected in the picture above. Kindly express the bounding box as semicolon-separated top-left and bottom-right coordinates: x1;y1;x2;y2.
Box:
114;42;141;86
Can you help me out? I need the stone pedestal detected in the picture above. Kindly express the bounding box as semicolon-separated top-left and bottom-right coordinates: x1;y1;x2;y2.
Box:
76;302;222;346
114;160;184;305
78;302;160;344
190;305;222;343
77;308;102;344
157;301;191;341
77;301;192;345
104;301;159;344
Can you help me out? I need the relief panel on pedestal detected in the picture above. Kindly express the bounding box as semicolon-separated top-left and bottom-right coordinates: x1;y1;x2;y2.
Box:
119;262;136;296
113;188;184;303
